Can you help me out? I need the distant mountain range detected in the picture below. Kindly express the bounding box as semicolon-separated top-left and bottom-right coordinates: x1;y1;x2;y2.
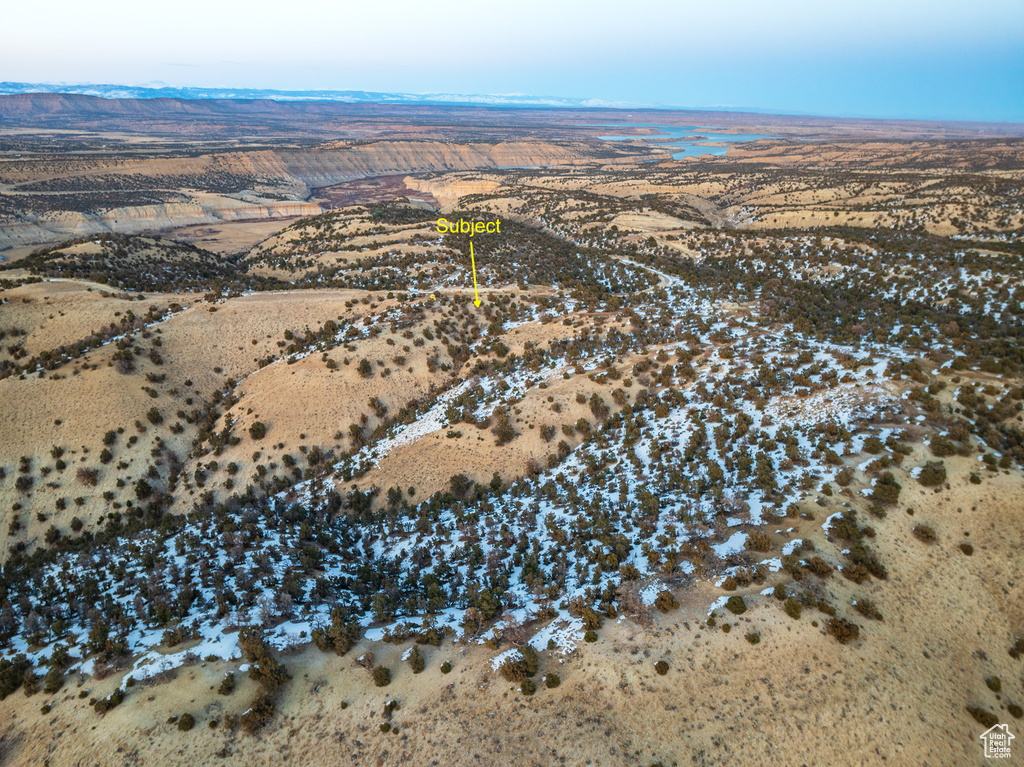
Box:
0;81;634;109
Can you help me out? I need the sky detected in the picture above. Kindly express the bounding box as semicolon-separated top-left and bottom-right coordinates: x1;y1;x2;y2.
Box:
2;0;1023;122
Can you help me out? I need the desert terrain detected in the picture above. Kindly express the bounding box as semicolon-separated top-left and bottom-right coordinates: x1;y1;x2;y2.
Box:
0;97;1022;766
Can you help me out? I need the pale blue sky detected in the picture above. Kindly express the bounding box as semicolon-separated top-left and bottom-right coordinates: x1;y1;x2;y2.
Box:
3;0;1022;121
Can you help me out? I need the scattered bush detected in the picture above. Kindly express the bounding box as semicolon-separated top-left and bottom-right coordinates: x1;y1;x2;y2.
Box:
545;673;561;688
745;631;761;645
654;660;669;676
177;713;196;731
248;422;267;440
521;679;536;696
440;660;452;674
218;673;235;695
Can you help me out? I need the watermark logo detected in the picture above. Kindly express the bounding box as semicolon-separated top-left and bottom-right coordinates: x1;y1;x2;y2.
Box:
980;723;1014;759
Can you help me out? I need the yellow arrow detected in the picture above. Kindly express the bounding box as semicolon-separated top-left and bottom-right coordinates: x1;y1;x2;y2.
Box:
470;241;481;307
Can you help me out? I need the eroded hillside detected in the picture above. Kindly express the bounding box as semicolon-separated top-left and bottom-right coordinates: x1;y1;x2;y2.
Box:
0;130;1022;766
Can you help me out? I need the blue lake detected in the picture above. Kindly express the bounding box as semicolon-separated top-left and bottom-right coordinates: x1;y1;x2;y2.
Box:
589;123;775;159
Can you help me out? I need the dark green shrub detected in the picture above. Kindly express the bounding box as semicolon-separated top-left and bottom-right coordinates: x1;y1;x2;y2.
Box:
725;596;747;615
853;599;883;621
862;436;884;454
826;617;860;644
930;436;957;457
42;668;63;694
966;705;998;728
912;524;937;543
440;660;452;674
372;666;391;687
248;422;267;440
654;590;679;613
745;631;761;645
93;689;124;714
654;660;669;676
177;713;195;731
0;657;31;699
805;556;833;577
218;673;235;695
584;630;598;643
917;461;946;487
407;646;425;674
241;694;275;734
829;512;861;541
871;472;901;505
498;646;538;681
311;610;360;656
746;531;771;552
783;598;802;619
545;673;561;688
619;563;641;581
521;679;536;696
238;629;290;694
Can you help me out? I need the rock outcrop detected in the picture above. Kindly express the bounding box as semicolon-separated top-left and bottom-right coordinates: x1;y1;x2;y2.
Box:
0;200;322;250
